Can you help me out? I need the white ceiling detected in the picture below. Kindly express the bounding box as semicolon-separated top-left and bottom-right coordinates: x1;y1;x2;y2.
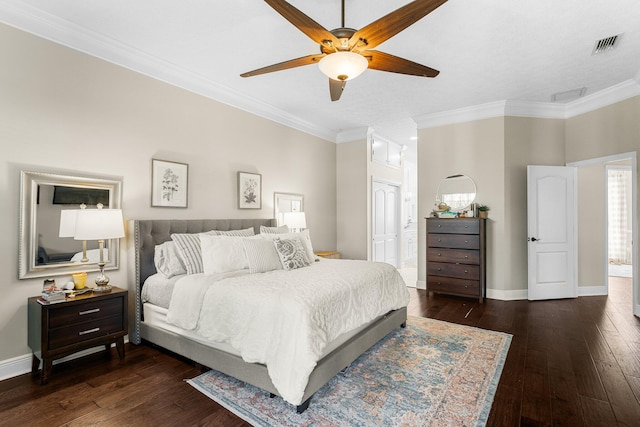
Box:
2;0;640;144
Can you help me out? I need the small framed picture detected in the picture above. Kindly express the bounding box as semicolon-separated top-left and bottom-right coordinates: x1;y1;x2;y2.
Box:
238;171;262;209
151;159;188;208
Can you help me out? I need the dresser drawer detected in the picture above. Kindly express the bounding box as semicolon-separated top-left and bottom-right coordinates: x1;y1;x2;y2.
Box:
428;261;480;279
428;234;479;250
49;298;123;328
427;248;479;265
427;275;480;296
49;315;124;349
427;219;479;234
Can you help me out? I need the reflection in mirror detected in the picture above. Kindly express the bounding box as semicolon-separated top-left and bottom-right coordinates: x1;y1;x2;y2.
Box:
274;193;304;226
437;174;477;211
19;170;122;279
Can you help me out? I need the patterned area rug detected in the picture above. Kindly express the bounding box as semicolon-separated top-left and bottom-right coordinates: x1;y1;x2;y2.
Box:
188;316;511;427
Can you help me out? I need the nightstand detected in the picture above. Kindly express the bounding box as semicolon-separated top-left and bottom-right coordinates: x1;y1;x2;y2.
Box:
315;251;341;259
28;286;128;384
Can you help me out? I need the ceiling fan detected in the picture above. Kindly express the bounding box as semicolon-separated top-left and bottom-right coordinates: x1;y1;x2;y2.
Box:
240;0;448;101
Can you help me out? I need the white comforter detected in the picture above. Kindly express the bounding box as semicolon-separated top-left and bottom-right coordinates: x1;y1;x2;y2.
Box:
165;258;409;405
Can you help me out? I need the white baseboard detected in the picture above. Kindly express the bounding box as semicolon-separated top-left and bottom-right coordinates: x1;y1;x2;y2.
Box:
416;280;426;290
486;288;528;301
0;341;127;382
577;285;607;296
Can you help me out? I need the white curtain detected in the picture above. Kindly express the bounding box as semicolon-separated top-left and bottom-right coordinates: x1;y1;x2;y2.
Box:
608;168;632;265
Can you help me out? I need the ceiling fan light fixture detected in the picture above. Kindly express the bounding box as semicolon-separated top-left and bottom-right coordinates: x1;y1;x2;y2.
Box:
318;51;368;81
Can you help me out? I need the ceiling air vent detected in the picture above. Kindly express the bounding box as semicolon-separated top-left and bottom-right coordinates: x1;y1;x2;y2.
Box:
551;87;587;103
593;34;621;54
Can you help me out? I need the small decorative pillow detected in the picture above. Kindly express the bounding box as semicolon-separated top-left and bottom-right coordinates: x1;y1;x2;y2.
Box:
200;234;249;275
260;225;289;234
274;238;311;270
154;241;187;278
243;238;283;274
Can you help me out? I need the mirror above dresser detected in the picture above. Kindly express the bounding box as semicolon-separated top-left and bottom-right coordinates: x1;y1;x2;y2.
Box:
436;174;476;212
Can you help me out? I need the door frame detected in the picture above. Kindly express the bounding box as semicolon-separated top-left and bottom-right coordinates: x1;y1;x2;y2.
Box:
568;152;639;317
371;178;402;266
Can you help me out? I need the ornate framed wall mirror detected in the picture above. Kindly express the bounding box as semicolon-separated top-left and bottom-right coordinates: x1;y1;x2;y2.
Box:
274;192;304;226
19;170;123;279
436;174;477;211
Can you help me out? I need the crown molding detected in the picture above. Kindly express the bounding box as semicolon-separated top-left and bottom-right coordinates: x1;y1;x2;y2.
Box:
336;127;369;143
564;79;640;118
0;1;337;142
414;101;508;129
415;79;640;129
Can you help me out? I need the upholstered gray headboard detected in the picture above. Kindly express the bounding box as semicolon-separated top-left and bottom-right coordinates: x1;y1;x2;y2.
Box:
127;218;276;344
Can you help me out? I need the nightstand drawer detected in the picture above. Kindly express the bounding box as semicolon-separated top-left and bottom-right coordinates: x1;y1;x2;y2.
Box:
427;248;479;265
49;298;122;328
49;315;124;349
428;261;480;279
428;234;479;250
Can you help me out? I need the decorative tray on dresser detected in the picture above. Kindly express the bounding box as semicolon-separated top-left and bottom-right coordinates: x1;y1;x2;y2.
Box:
426;218;487;303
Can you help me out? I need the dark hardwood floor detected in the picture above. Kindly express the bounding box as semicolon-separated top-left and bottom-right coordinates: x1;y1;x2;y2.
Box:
2;278;639;426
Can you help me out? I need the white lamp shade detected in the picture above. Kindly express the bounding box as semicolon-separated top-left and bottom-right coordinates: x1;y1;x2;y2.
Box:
318;52;368;81
283;211;307;229
59;210;78;237
73;209;125;240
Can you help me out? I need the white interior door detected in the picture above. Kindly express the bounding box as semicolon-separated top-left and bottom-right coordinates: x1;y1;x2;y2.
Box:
527;165;578;300
372;181;400;267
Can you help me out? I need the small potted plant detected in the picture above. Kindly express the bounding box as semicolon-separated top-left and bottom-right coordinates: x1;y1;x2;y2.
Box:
477;204;490;218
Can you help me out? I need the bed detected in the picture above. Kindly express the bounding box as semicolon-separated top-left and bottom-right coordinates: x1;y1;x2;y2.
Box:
127;218;408;412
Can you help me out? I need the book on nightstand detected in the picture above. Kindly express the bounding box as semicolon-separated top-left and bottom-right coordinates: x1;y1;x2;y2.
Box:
40;290;66;304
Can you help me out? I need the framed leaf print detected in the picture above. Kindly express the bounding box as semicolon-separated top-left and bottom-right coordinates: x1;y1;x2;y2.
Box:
238;171;262;209
151;159;188;208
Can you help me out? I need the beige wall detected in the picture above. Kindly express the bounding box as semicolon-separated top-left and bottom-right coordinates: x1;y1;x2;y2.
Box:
0;23;336;363
418;117;506;292
504;117;565;291
336;140;368;259
577;164;607;288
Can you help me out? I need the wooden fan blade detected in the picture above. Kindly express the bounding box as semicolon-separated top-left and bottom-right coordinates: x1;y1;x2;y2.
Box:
349;0;448;51
241;54;325;77
329;78;346;101
264;0;340;48
364;50;439;77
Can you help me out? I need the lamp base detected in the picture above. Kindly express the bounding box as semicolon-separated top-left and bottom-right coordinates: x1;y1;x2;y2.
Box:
93;284;112;293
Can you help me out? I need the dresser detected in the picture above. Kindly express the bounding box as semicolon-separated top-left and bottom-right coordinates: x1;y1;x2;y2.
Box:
426;218;486;303
28;287;128;384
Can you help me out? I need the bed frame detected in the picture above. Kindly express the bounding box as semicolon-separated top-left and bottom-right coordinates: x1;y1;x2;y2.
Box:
127;218;407;412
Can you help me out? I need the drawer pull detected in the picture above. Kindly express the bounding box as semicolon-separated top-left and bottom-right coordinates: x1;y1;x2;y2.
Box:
79;327;100;336
464;255;468;258
437;268;442;271
464;285;469;289
464;240;469;243
464;270;468;273
438;239;441;242
437;225;441;228
79;308;100;316
437;253;441;256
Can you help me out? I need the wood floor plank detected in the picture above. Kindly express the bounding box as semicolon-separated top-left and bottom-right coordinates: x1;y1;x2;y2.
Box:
580;395;618;427
594;359;640;426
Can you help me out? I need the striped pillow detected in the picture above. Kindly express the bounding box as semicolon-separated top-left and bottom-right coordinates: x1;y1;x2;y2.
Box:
171;228;255;274
260;225;289;234
243;238;283;274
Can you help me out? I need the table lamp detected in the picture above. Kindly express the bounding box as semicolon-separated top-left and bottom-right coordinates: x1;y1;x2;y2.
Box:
283;211;307;233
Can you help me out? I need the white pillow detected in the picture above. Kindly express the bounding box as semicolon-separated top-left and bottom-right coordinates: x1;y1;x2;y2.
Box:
274;238;311;270
171;228;255;274
243;238;283;274
261;230;316;262
212;227;255;237
154;241;187;278
171;231;216;275
200;234;249;274
260;225;289;234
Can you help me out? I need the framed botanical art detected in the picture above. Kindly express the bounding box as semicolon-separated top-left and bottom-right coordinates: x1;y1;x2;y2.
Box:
151;159;188;208
238;171;262;209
